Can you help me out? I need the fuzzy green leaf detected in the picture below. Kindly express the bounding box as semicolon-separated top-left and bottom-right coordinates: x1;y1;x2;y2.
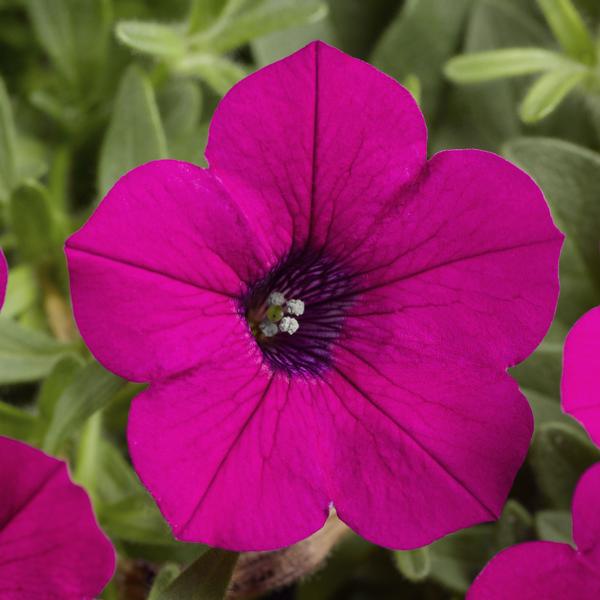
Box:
0;77;17;200
519;68;586;123
98;66;167;196
193;0;327;54
116;21;186;59
42;361;125;454
445;47;572;83
537;0;595;64
159;548;238;600
529;421;600;509
535;510;573;544
503;138;600;323
9;181;59;265
0;316;73;384
177;54;248;95
394;547;431;583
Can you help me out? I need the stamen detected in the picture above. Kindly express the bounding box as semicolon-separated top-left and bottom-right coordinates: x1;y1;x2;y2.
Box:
241;248;359;377
266;304;284;322
279;316;299;335
268;292;286;306
286;299;305;316
259;320;278;337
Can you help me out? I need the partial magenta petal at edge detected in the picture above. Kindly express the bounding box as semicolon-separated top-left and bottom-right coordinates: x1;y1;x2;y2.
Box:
0;436;115;600
469;464;600;599
562;306;600;446
467;542;600;600
0;249;7;310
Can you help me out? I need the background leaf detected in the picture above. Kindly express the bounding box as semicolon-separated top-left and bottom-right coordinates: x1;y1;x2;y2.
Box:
98;65;167;196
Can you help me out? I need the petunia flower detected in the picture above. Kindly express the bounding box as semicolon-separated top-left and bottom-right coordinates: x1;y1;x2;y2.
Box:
66;41;563;551
0;248;7;309
0;436;115;599
468;462;600;599
562;306;600;445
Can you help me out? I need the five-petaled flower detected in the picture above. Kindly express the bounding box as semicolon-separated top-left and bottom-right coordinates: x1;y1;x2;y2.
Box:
562;306;600;445
0;436;115;599
468;462;600;599
66;41;563;551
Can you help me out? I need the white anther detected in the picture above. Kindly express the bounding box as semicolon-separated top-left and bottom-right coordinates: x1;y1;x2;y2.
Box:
279;316;299;335
268;292;286;306
286;299;305;316
259;319;278;337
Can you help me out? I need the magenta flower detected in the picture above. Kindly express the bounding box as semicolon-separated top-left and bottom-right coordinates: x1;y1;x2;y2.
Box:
66;42;562;551
468;462;600;599
0;248;7;309
562;307;600;445
0;436;115;599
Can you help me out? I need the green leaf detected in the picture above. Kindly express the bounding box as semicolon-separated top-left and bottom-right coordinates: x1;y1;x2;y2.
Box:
0;316;73;384
429;525;495;593
372;0;472;121
511;339;563;398
0;401;36;442
177;54;248;96
98;65;167;196
523;387;569;428
433;0;551;152
116;21;186;59
401;74;422;105
537;0;595;64
327;0;399;58
394;547;431;582
9;181;59;265
252;0;337;66
0;76;17;200
2;264;37;319
159;548;238;600
148;564;181;600
188;0;226;33
529;421;600;508
159;79;203;141
519;68;586;122
25;0;112;90
503;137;600;322
445;48;572;83
42;361;125;454
95;438;141;505
193;0;328;54
74;411;102;501
535;510;573;544
36;355;83;421
101;495;180;546
494;500;533;549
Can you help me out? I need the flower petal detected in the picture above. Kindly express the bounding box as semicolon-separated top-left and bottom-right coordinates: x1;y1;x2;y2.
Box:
128;339;329;551
318;352;532;549
572;462;600;564
0;249;6;310
467;542;600;600
0;436;115;599
562;307;600;446
206;40;427;257
66;160;268;382
348;149;563;368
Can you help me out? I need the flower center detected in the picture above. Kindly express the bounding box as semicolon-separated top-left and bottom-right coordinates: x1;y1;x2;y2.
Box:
242;248;358;377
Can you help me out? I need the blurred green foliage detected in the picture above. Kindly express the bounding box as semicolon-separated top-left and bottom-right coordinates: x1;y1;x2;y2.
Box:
1;0;600;598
